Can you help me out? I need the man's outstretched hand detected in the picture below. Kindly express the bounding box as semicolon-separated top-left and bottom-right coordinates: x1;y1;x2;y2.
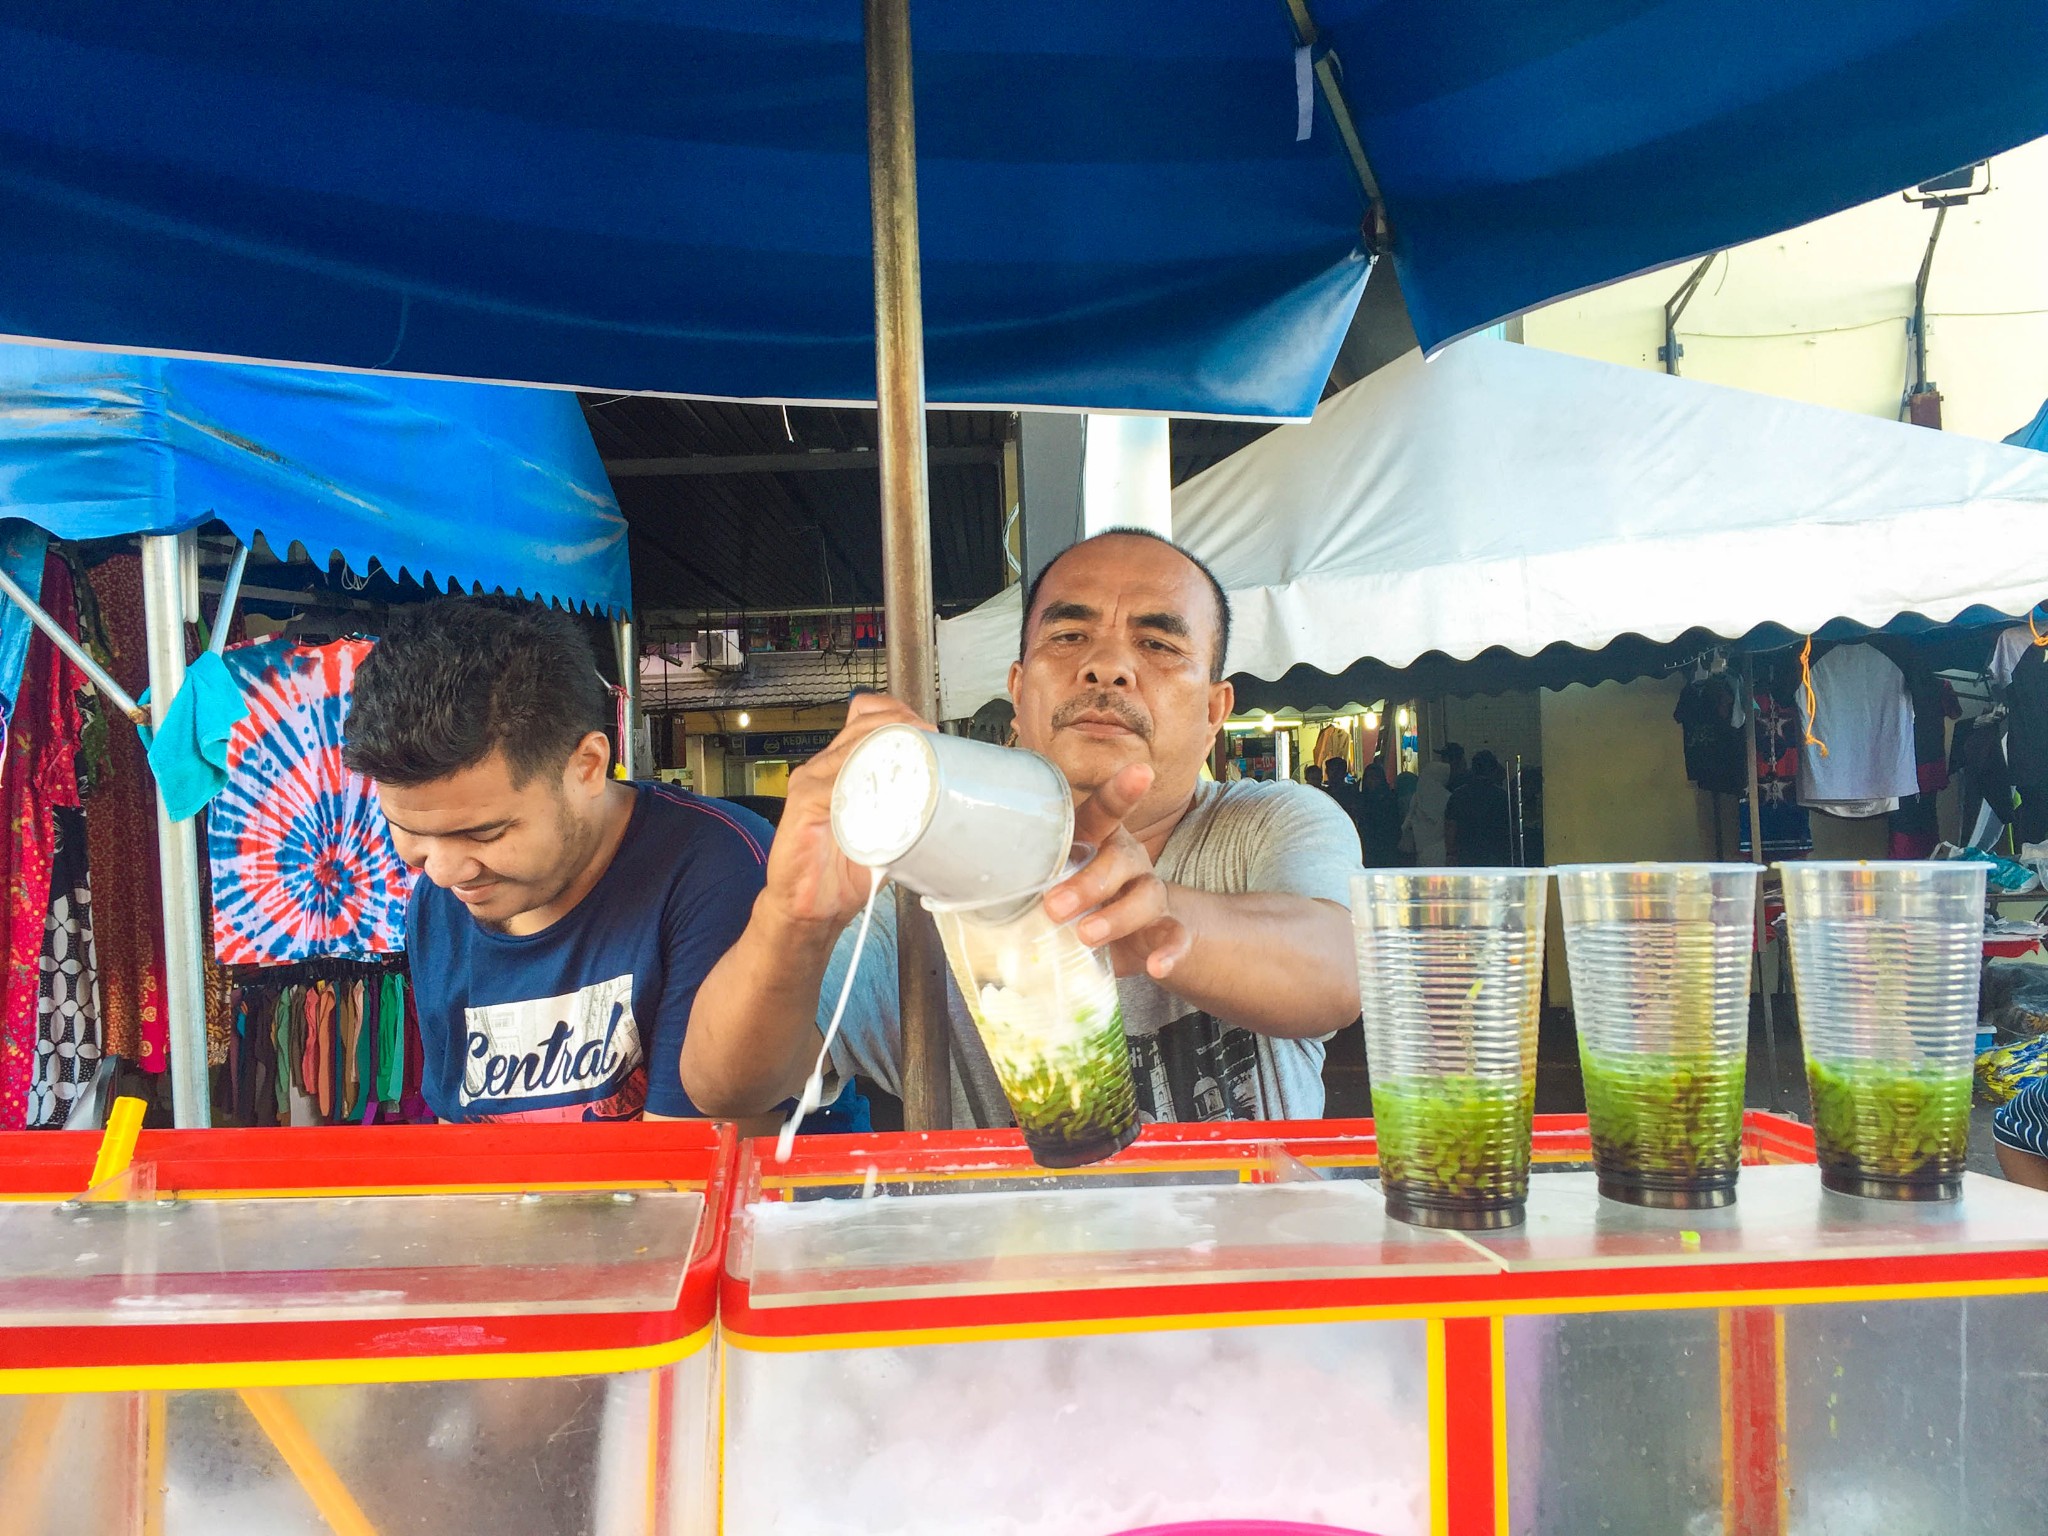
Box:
1042;762;1191;980
763;692;932;931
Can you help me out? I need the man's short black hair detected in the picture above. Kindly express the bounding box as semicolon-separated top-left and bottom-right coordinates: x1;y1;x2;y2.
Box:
1018;528;1232;682
344;597;612;788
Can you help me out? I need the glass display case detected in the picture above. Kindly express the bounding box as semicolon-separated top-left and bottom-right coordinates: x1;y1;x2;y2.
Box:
0;1119;731;1536
723;1115;2048;1536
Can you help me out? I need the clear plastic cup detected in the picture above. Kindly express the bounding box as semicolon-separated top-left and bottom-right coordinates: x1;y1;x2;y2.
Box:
1779;861;1987;1201
928;895;1140;1169
1351;869;1548;1229
1556;864;1760;1209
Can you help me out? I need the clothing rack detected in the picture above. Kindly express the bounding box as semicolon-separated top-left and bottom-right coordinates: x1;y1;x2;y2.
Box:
226;955;407;987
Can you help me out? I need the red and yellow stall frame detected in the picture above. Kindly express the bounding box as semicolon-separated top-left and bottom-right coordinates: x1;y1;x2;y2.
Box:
0;1109;734;1536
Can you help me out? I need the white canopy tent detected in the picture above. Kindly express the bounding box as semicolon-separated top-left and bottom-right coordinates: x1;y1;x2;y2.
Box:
938;339;2048;716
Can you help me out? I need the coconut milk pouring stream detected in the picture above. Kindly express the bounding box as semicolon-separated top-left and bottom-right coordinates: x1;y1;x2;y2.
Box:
774;729;1076;1162
817;726;1141;1168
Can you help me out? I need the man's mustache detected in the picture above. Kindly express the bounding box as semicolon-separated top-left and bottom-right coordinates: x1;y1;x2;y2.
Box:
1051;692;1154;742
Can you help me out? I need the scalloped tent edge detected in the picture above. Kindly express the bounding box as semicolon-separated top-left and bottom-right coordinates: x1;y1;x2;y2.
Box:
0;342;630;617
936;341;2048;716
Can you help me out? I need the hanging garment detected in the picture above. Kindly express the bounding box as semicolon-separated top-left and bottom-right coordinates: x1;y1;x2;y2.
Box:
142;649;248;821
28;807;101;1129
1673;673;1748;794
208;639;411;966
1951;713;2015;845
338;979;363;1120
1311;723;1354;776
271;989;293;1125
0;558;86;1130
1796;644;1918;813
1736;678;1813;858
84;554;170;1071
1910;671;1958;795
2004;644;2048;789
202;935;234;1069
0;522;50;762
1990;626;2036;688
400;982;430;1124
378;972;406;1106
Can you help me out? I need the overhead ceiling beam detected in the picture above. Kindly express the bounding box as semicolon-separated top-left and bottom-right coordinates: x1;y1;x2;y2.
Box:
605;445;1002;477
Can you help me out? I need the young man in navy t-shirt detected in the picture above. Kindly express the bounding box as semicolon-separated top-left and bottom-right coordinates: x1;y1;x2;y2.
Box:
343;598;773;1124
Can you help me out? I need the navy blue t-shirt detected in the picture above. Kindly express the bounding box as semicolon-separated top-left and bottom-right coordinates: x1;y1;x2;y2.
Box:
408;783;771;1123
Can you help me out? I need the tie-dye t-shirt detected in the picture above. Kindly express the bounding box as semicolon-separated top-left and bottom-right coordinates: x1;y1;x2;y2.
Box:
208;638;411;964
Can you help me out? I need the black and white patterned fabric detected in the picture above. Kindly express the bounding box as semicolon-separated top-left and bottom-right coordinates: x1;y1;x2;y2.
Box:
29;807;100;1129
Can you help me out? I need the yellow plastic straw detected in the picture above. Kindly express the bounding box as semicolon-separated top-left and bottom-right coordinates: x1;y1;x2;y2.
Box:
88;1096;148;1190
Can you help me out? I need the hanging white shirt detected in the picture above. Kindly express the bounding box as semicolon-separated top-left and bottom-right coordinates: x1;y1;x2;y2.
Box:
1796;644;1918;809
1991;626;2036;687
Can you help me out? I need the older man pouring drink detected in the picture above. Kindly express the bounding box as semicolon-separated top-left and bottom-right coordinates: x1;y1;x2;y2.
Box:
683;529;1364;1125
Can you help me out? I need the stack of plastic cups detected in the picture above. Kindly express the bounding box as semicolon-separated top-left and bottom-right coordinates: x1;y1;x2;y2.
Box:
1556;864;1760;1209
1351;870;1549;1229
1779;861;1987;1201
928;885;1141;1169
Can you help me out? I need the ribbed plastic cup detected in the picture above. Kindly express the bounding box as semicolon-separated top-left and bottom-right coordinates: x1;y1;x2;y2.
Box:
1352;869;1548;1229
1779;861;1987;1201
928;895;1139;1169
1556;864;1760;1210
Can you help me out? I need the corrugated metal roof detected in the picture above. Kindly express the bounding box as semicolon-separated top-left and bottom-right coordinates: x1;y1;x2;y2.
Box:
640;648;889;711
585;397;1007;612
588;399;1275;614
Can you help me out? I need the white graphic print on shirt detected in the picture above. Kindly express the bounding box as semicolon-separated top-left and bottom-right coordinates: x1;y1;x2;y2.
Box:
462;974;641;1107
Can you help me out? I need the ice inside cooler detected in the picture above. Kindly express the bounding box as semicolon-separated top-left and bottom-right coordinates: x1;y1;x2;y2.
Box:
725;1146;1482;1536
726;1141;2048;1536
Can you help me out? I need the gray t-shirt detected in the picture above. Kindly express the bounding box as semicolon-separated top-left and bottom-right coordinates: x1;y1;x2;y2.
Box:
819;778;1364;1125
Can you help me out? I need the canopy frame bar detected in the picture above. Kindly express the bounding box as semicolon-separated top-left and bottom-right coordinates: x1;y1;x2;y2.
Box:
0;562;146;723
1282;0;1390;253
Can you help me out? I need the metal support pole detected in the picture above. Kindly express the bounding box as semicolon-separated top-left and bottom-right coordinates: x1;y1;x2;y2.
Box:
613;613;640;778
208;541;250;657
1660;253;1716;374
0;564;146;722
866;0;949;1129
1741;658;1782;1112
1905;204;1948;426
140;534;211;1128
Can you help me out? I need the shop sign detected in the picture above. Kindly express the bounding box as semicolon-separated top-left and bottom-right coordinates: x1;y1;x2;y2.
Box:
742;731;839;760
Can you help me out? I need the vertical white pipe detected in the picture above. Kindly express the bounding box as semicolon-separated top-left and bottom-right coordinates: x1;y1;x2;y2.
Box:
613;614;640;779
140;534;211;1128
1080;415;1173;538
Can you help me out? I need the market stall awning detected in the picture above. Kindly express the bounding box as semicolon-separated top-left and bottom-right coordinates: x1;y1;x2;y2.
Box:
2;5;2044;419
0;343;629;614
937;340;2048;713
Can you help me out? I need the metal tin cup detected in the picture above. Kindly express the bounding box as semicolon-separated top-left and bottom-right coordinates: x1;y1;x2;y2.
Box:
1779;860;1986;1201
927;885;1140;1169
1352;869;1548;1230
1556;863;1759;1210
830;724;1075;917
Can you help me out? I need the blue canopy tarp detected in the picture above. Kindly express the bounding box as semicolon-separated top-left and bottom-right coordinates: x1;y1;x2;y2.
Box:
0;344;630;614
2008;400;2048;452
2;3;2043;420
